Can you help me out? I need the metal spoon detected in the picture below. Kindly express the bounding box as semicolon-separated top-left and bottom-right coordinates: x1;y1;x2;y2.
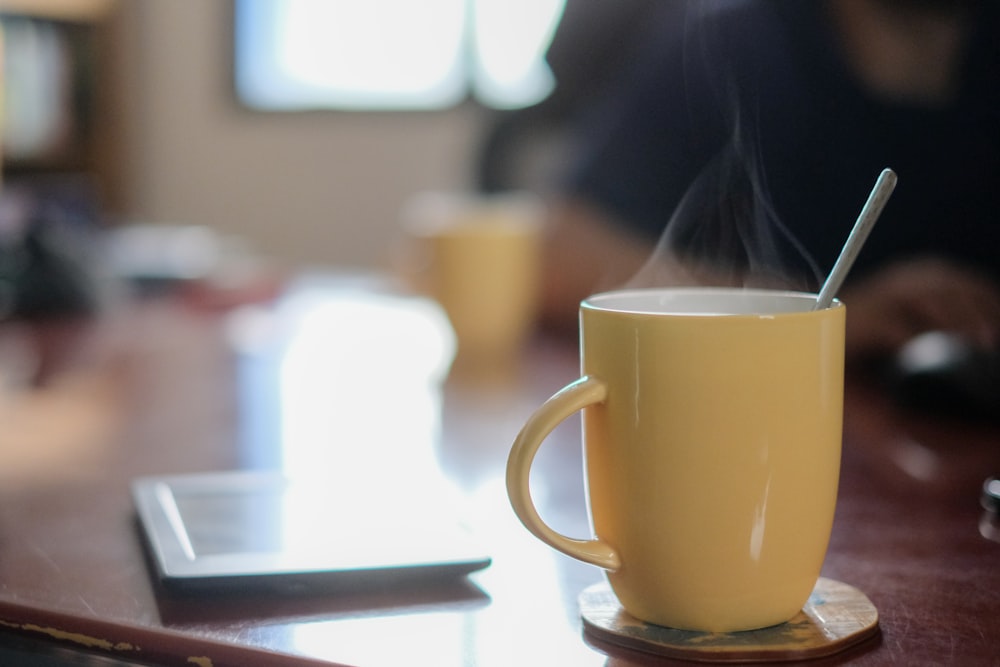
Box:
814;168;898;310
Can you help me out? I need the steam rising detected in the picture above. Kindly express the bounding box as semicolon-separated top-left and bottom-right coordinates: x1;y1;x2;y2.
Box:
628;143;822;292
623;5;824;294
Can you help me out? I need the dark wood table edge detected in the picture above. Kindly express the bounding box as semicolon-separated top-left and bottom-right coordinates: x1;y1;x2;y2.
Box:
0;599;349;667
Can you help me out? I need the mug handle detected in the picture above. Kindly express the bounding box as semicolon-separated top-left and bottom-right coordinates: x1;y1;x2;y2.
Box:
506;375;621;571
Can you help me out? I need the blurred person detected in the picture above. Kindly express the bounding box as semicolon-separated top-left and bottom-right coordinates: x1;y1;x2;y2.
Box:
538;0;1000;364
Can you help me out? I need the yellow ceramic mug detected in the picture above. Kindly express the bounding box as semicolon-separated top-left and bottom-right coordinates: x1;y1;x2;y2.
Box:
398;192;542;359
506;287;845;632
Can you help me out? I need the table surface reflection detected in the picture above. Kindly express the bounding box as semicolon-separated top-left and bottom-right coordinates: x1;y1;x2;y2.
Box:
0;273;997;666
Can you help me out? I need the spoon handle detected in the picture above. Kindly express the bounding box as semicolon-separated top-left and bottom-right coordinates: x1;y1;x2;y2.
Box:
815;168;898;310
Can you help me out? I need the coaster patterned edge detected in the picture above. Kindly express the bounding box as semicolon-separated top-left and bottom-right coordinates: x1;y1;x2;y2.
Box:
580;577;879;663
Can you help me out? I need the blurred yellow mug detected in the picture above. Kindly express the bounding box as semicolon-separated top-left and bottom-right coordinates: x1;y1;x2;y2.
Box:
398;192;542;359
506;287;845;632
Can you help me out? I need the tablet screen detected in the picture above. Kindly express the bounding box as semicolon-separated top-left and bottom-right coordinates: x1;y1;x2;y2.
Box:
172;485;289;557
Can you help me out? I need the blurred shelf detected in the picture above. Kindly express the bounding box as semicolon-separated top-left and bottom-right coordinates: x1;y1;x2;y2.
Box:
1;0;117;220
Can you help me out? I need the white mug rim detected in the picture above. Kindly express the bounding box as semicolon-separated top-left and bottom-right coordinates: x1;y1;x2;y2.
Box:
582;287;842;317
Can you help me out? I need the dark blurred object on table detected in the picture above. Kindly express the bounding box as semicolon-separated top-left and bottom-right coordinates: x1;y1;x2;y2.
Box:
0;180;102;321
888;331;1000;423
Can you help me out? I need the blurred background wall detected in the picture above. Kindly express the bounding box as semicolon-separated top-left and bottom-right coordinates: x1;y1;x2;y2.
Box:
104;0;486;272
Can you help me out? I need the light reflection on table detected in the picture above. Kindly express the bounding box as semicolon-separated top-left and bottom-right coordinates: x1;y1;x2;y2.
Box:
286;478;604;667
228;275;608;665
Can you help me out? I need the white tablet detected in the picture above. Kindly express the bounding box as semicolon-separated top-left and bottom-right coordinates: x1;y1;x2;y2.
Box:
131;470;491;593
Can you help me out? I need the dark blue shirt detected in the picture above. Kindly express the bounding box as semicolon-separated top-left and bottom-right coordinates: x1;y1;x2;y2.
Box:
564;0;1000;286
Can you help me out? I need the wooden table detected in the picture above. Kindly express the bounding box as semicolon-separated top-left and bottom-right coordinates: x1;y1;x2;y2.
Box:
0;274;997;666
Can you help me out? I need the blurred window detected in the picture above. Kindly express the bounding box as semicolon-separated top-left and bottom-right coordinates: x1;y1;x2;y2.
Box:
234;0;566;111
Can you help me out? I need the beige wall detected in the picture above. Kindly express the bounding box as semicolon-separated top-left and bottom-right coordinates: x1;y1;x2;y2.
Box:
110;0;489;271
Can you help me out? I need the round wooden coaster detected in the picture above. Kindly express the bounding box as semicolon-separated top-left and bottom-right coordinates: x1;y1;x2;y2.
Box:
580;577;879;663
